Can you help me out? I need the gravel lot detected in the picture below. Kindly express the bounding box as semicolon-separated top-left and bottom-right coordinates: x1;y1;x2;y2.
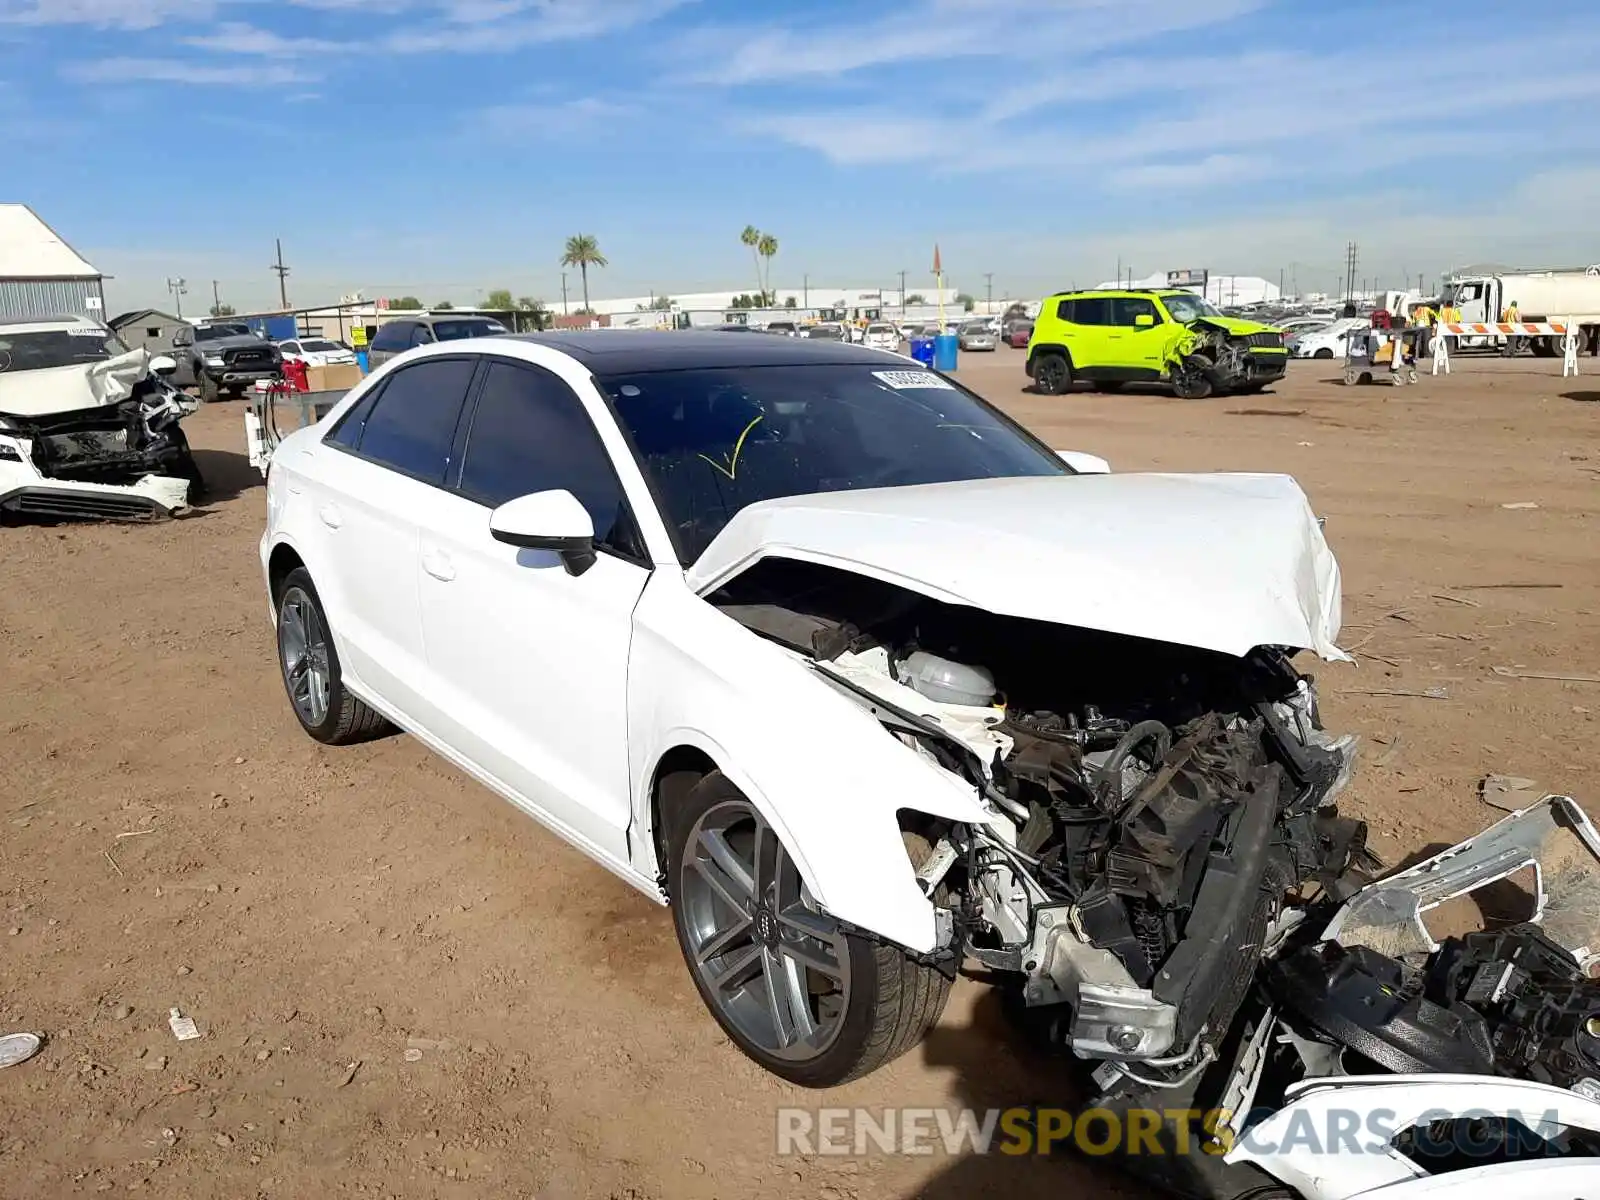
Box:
1;349;1595;1198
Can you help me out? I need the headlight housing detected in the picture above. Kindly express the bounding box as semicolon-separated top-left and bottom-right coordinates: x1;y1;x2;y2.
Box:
203;354;225;367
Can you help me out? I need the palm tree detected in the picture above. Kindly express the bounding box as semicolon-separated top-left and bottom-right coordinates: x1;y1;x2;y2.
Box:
560;234;608;312
757;233;778;303
740;225;764;302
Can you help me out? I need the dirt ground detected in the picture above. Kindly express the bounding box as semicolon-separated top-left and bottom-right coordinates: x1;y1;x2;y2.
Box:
1;351;1595;1199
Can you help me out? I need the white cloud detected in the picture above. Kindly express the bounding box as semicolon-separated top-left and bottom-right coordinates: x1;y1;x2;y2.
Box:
183;21;339;55
0;0;220;28
64;56;314;84
379;0;691;54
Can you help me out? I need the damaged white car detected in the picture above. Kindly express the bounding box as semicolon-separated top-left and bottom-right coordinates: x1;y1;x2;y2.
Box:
255;330;1598;1187
0;316;201;521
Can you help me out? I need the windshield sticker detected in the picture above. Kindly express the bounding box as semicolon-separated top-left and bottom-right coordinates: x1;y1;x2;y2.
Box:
65;326;104;338
872;369;954;390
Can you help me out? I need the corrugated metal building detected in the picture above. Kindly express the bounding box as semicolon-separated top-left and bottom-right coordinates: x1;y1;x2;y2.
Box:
0;204;107;320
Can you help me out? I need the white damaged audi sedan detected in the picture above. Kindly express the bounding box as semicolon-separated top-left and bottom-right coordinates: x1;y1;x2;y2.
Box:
259;330;1360;1088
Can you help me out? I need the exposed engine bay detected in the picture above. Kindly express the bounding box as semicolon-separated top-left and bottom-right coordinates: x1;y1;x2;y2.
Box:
1170;320;1286;400
0;349;200;522
715;557;1367;1071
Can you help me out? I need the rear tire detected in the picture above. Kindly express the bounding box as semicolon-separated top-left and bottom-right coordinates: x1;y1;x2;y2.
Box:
665;771;951;1087
1032;352;1073;395
198;372;220;403
274;568;392;745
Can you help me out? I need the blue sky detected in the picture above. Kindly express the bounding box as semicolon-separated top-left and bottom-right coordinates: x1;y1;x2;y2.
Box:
6;0;1600;312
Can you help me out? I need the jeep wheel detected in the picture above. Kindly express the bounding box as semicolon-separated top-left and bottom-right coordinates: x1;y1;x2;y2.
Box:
667;771;951;1088
1032;353;1072;395
1172;356;1214;400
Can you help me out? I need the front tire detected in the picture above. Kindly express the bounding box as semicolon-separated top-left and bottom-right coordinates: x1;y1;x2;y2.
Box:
274;568;392;745
1313;347;1334;360
666;771;950;1087
1032;352;1073;395
198;372;220;403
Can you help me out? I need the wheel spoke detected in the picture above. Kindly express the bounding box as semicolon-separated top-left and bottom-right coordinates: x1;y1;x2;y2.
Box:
703;941;763;995
778;930;844;983
750;812;777;908
692;829;755;915
695;913;754;967
760;947;817;1047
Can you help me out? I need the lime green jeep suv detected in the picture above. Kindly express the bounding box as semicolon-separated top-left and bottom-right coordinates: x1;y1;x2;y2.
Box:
1025;289;1287;398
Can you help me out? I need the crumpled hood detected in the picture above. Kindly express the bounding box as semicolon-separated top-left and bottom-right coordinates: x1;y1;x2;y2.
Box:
0;348;154;418
685;473;1347;661
1193;315;1280;339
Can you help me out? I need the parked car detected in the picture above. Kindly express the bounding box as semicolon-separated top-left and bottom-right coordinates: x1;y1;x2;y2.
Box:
764;321;798;337
277;337;358;368
1291;317;1368;359
861;322;899;351
803;322;847;342
957;320;996;351
170;320;282;401
1003;319;1034;348
1026;289;1287;398
0;315;200;520
366;314;511;368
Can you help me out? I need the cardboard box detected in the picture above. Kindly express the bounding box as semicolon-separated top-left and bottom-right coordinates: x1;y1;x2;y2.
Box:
306;362;363;393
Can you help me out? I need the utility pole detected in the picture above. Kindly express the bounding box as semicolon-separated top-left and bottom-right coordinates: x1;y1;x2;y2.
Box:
983;272;993;313
166;277;187;321
211;279;222;315
1115;254;1121;286
1279;267;1285;299
803;274;810;308
1343;242;1359;304
270;238;290;308
898;269;906;313
560;272;569;316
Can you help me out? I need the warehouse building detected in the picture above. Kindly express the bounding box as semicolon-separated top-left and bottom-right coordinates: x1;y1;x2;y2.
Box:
0;204;107;320
108;308;187;354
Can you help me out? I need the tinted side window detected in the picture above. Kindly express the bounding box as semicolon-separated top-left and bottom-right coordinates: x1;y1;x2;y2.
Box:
1070;298;1111;325
324;381;387;450
352;358;477;484
369;322;411;351
1113;296;1160;326
457;361;640;557
1055;298;1073;322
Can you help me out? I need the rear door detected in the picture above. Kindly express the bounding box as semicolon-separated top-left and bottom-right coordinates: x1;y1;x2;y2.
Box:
1064;296;1112;370
414;356;651;863
366;321;412;367
308;355;478;725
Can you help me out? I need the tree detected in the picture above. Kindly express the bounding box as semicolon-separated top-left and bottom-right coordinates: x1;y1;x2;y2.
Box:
956;292;976;312
482;287;514;310
434;300;455;310
906;293;927;304
757;233;778;298
649;294;674;311
560;234;608;312
208;303;236;317
515;297;552;331
784;296;797;309
740;225;764;303
388;296;423;310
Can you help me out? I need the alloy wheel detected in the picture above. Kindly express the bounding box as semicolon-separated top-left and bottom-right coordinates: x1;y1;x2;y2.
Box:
278;586;331;727
679;799;851;1062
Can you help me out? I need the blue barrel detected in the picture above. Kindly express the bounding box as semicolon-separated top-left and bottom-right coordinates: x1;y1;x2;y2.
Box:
909;335;936;366
933;333;959;372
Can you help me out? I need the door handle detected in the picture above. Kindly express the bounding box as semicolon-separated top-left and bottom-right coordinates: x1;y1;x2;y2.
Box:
421;550;456;582
318;503;342;529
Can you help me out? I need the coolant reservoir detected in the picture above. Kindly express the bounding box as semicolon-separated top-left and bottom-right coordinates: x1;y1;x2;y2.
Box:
898;651;996;707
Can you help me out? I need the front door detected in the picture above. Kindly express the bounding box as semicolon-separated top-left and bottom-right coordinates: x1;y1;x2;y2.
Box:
1114;295;1170;378
415;358;650;864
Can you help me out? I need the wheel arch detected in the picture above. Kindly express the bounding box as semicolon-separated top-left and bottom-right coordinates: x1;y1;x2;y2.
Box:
1026;341;1072;374
267;541;306;608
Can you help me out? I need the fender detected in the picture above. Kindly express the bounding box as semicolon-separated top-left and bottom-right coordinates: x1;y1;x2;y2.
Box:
1025;342;1071;377
627;572;997;954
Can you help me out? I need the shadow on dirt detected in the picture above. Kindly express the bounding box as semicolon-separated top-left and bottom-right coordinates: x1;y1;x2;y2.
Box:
192;448;262;503
905;986;1149;1200
1560;391;1600;403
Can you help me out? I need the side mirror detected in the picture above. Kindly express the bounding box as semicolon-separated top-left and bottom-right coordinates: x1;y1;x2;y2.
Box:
1133;313;1155;328
1056;449;1111;475
172;332;191;347
149;354;178;376
489;489;597;576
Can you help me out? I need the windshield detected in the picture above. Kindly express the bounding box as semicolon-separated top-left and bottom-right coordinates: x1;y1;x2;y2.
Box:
196;323;253;341
431;318;507;341
866;324;894;334
301;339;343;352
0;325;128;373
600;364;1070;563
1160;294;1224;323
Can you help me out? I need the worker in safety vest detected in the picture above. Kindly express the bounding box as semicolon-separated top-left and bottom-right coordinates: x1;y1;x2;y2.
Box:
1412;303;1433;355
1501;299;1521;356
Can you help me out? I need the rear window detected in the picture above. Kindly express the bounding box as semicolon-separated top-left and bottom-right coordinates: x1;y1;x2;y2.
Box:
430;319;508;342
